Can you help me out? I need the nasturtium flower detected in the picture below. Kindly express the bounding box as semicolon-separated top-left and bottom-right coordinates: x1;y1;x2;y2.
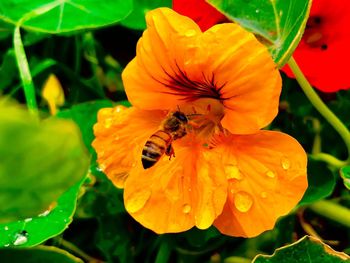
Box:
172;0;228;31
283;0;350;92
92;8;307;237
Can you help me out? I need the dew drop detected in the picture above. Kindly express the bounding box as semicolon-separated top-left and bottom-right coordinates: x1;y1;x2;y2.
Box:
234;191;253;213
260;192;267;198
126;189;152;213
185;29;196;37
281;157;290;170
114;105;127;113
13;231;28;246
4;226;9;231
225;164;243;180
255;9;260;13
38;210;50;217
182;204;191;214
266;170;276;178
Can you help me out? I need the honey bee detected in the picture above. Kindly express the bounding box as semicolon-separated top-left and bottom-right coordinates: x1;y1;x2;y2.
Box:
142;111;189;169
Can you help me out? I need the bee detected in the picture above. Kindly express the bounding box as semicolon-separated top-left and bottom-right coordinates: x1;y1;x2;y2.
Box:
142;111;189;169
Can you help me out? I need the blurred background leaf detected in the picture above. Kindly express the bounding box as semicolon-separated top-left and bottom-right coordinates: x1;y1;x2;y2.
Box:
0;100;89;223
120;0;172;30
299;159;336;206
208;0;312;67
0;0;133;33
0;245;83;262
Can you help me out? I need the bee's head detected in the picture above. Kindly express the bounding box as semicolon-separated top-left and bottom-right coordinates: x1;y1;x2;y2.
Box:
173;111;188;123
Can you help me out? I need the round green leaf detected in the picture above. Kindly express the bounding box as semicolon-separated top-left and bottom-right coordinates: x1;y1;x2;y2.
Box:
207;0;312;67
0;0;132;34
0;245;83;263
120;0;172;30
0;178;85;247
253;236;350;263
340;166;350;190
0;100;89;223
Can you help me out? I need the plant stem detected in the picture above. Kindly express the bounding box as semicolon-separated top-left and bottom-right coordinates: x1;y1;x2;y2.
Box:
310;153;347;168
58;238;103;263
309;200;350;228
288;57;350;165
13;26;38;114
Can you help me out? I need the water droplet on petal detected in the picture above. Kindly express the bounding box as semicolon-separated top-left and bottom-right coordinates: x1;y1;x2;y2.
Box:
234;191;253;213
114;135;120;141
260;192;267;198
126;189;152;213
182;204;191;214
185;29;196;37
13;231;28;246
39;210;50;217
266;170;276;178
281;157;290;170
225;164;243;180
114;105;127;113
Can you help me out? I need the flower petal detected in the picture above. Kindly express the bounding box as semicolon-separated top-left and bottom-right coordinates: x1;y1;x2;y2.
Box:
201;24;282;134
173;0;228;31
282;0;350;92
124;137;227;233
123;8;281;134
122;8;202;109
92;106;166;188
212;131;307;237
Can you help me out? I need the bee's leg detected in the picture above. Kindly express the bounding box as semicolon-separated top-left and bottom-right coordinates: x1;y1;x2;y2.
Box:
165;144;175;160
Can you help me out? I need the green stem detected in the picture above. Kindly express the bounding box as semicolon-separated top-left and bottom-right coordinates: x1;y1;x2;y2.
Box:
288;57;350;165
309;200;350;228
224;257;251;263
13;26;38;114
309;153;347;168
57;238;103;262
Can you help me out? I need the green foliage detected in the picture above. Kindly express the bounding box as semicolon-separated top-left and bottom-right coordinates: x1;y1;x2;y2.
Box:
57;100;114;153
0;178;85;247
0;0;133;33
299;160;336;206
121;0;172;30
0;246;83;262
208;0;312;67
340;166;350;190
253;236;350;263
0;100;89;223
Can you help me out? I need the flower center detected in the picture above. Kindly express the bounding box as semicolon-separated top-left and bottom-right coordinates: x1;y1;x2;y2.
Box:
304;16;328;50
178;98;225;143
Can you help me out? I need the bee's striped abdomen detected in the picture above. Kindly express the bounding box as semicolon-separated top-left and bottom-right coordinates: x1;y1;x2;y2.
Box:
142;131;172;169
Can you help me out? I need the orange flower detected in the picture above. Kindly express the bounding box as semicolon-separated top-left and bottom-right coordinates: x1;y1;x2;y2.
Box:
92;8;307;237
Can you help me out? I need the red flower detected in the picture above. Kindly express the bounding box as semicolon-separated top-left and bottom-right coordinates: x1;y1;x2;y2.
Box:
172;0;228;31
283;0;350;92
